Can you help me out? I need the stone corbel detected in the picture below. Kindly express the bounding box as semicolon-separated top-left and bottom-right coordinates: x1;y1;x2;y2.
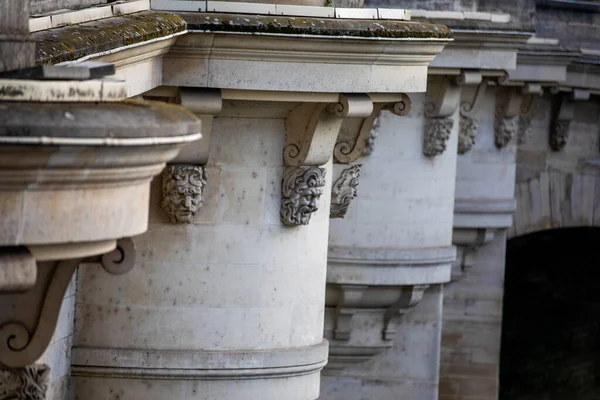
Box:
549;89;589;152
332;285;369;341
281;94;373;226
334;95;411;162
155;88;220;224
457;73;486;154
382;285;429;341
423;75;463;157
494;86;523;149
518;83;543;145
284;94;373;167
451;228;497;281
0;239;135;369
324;283;431;371
178;88;223;164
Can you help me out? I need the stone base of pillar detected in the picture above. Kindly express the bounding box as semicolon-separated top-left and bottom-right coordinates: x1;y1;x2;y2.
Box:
71;342;328;400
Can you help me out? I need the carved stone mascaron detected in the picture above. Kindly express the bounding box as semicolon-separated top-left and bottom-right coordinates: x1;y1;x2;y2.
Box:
0;364;49;400
161;165;207;224
330;165;362;219
280;166;326;226
423;117;453;157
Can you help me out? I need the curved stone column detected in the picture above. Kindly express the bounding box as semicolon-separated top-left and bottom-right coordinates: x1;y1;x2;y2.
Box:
0;73;202;399
69;11;451;400
71;101;332;400
321;92;458;399
439;84;519;400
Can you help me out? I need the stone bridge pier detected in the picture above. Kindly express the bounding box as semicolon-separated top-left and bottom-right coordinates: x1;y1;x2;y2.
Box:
67;7;452;400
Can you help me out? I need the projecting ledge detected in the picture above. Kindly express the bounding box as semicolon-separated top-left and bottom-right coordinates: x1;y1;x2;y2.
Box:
163;13;453;93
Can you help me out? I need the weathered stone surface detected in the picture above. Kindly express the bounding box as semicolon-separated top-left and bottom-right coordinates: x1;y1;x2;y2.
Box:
0;364;50;400
73;106;332;400
181;13;454;39
161;165;207;224
33;12;186;65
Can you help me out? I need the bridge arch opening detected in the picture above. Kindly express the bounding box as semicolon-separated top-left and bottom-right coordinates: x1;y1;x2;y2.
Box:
501;227;600;400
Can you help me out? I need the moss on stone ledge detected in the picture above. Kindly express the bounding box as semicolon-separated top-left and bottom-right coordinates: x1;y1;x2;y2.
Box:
34;12;186;65
181;13;453;40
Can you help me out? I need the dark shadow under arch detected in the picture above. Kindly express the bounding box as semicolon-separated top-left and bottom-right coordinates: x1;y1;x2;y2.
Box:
501;228;600;400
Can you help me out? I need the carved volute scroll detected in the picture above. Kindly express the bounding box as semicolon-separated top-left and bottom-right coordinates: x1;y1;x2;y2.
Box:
334;95;411;163
284;94;373;167
494;87;523;149
0;247;36;293
457;75;486;155
178;88;222;165
549;90;588;152
280;166;327;226
161;165;207;224
0;239;135;369
330;164;362;219
0;364;49;400
423;75;463;157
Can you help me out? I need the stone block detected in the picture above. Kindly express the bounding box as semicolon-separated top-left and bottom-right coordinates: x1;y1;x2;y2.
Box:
335;7;377;19
112;0;149;14
151;0;206;11
275;4;334;17
206;0;276;14
217;167;267;225
50;5;113;28
29;16;52;32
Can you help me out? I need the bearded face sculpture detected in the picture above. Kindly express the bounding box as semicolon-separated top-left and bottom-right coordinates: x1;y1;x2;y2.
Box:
330;164;361;219
160;165;206;224
423;117;453;157
280;166;326;226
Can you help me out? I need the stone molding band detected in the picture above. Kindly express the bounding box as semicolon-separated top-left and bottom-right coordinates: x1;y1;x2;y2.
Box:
71;340;329;380
327;245;456;285
454;198;517;214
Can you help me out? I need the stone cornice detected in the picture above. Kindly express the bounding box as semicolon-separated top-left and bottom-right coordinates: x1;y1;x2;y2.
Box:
163;15;451;93
426;24;532;71
181;13;452;39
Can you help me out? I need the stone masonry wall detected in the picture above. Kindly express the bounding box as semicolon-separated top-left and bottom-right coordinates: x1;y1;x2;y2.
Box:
29;0;107;15
439;233;506;400
440;86;517;400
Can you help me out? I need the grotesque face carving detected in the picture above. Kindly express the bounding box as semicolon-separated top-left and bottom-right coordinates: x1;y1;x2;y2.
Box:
280;166;326;226
161;165;206;224
330;164;362;219
423;117;453;157
494;116;518;149
0;364;49;400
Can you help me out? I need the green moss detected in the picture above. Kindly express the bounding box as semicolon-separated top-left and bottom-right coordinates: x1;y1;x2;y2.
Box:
34;12;186;65
324;0;335;7
182;13;453;39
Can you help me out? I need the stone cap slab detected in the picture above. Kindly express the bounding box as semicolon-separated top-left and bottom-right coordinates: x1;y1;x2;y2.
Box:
181;12;453;39
0;100;200;141
33;12;186;65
